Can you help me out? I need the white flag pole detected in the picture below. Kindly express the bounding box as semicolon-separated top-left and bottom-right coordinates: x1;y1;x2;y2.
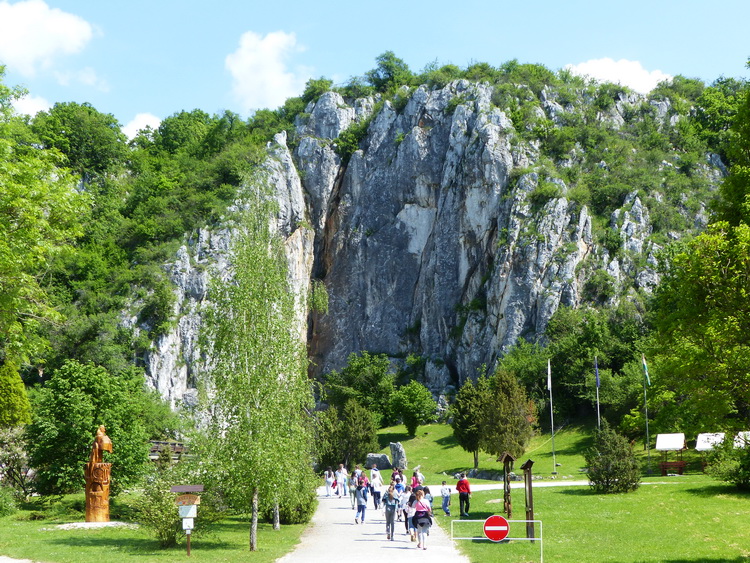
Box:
548;359;557;475
595;356;601;430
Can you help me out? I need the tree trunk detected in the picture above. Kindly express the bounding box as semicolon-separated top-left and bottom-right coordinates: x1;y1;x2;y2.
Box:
473;450;479;469
273;501;280;530
250;487;259;551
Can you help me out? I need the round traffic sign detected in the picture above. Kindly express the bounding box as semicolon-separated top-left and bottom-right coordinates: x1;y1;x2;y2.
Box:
484;514;510;542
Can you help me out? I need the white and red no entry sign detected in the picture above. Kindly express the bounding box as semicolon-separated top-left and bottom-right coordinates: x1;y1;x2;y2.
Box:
484;515;510;542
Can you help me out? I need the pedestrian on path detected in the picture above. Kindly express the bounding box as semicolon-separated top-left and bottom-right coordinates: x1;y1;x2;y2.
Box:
355;479;368;524
440;480;451;516
335;464;349;497
413;489;433;550
348;473;358;509
323;467;335;497
457;472;471;516
382;483;399;540
370;464;384;509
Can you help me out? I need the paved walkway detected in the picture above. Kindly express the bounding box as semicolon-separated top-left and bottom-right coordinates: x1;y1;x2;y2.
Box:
277;487;471;562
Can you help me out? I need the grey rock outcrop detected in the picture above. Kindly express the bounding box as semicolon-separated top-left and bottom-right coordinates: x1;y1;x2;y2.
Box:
141;80;722;405
390;442;407;470
365;453;392;470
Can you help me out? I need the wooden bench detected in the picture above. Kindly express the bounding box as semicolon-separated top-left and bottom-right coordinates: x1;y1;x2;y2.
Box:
659;460;686;475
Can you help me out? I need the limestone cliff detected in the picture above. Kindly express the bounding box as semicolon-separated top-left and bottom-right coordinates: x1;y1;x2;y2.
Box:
144;80;722;403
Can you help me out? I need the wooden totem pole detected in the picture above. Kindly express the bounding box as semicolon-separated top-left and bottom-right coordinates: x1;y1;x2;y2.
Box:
84;425;113;522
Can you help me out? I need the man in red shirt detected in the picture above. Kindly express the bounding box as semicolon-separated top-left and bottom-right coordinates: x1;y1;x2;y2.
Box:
456;473;471;516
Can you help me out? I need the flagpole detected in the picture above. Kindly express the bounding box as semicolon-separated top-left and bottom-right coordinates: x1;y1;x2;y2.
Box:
642;354;652;474
548;359;557;475
595;356;601;429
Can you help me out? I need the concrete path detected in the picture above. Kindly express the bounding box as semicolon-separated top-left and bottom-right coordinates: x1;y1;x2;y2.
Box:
277;487;471;562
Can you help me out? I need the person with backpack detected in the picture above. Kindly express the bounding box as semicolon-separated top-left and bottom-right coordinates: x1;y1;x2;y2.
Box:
355;479;369;523
413;489;433;550
382;483;399;540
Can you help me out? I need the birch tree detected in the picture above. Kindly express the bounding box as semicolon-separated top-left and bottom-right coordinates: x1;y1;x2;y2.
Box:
197;184;315;550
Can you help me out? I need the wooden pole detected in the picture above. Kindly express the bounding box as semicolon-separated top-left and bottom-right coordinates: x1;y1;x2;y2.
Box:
186;530;191;557
521;459;535;541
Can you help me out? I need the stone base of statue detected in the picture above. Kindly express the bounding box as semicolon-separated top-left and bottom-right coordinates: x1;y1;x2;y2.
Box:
84;462;112;522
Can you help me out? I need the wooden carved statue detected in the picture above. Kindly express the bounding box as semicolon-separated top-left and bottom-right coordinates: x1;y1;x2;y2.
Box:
84;425;113;522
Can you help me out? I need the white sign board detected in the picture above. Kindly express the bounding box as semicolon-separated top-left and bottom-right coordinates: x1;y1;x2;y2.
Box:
179;505;197;519
655;433;685;451
182;517;194;530
696;433;725;451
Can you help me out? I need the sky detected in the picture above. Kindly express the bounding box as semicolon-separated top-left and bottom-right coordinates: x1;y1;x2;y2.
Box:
1;0;748;138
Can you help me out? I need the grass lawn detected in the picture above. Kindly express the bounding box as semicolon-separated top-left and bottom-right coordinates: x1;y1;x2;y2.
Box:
434;477;750;562
381;421;750;561
0;496;305;563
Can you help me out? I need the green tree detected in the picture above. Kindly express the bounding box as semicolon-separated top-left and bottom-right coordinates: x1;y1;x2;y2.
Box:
0;362;30;426
478;367;534;459
0;69;88;367
365;51;414;93
196;185;315;550
450;376;490;469
338;399;379;468
31;101;127;180
649;222;750;433
584;419;640;493
390;380;436;436
324;351;396;427
26;361;157;495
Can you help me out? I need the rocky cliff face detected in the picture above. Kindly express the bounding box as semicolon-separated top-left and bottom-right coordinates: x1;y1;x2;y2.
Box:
145;80;722;403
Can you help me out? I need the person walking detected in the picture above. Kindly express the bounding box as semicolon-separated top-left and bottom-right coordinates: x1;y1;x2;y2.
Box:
456;473;471;516
382;483;399;540
370;464;384;509
323;466;335;497
413;489;433;550
399;485;412;534
440;480;451;516
335;464;349;498
348;473;358;509
355;479;368;524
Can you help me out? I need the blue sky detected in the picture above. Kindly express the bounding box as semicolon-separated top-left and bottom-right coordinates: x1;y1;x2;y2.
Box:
1;0;748;137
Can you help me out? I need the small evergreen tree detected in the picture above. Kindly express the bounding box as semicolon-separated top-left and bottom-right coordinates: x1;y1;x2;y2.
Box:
0;362;31;427
478;367;534;460
338;399;379;467
585;419;641;493
450;376;489;469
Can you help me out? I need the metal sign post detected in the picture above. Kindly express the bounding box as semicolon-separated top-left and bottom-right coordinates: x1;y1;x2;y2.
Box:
451;518;544;562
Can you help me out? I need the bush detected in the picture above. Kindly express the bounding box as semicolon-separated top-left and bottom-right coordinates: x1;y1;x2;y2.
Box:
133;465;222;547
585;420;640;493
706;437;750;490
261;484;317;525
0;486;17;517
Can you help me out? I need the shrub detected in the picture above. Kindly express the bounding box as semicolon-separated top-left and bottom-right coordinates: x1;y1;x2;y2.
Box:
706;437;750;490
0;486;17;517
585;420;640;493
133;465;221;547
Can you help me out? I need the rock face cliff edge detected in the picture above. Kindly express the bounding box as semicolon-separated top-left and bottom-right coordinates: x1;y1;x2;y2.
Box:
145;80;721;404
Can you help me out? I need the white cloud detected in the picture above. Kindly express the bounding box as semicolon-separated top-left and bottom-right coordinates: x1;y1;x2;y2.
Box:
122;113;161;140
54;67;109;91
226;30;311;113
12;93;50;116
0;0;94;77
565;58;672;94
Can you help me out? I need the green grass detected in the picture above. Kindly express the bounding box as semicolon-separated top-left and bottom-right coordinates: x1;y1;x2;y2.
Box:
435;479;750;562
0;496;304;563
382;422;750;561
